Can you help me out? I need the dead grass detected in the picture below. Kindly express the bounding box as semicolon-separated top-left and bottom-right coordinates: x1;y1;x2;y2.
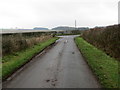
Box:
2;33;52;56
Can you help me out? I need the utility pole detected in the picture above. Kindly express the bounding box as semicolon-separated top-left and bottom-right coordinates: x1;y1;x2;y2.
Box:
75;20;76;30
118;1;120;24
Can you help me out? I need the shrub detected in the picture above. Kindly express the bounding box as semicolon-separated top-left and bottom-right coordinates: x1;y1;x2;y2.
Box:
2;32;52;56
82;24;120;60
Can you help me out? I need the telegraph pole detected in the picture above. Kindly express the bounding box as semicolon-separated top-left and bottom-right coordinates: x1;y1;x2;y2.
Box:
75;20;76;30
118;1;120;24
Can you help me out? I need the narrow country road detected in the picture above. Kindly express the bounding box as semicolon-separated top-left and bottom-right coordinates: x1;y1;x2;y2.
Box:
3;35;100;88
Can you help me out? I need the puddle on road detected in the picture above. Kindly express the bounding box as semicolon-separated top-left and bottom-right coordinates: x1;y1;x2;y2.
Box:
72;52;75;54
45;79;58;87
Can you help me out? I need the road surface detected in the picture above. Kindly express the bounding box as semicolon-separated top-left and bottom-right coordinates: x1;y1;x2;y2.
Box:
3;35;100;88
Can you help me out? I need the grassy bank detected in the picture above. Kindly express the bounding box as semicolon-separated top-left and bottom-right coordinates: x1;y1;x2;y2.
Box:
2;37;59;80
75;37;119;88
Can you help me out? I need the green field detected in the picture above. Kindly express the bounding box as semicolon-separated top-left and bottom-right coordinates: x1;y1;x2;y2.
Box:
2;37;59;80
75;37;119;88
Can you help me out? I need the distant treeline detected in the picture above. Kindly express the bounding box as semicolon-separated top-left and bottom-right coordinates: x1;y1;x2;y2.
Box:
2;32;53;56
81;24;120;60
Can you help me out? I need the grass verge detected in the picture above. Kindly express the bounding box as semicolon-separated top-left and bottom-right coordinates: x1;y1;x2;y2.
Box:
75;37;119;88
2;37;59;80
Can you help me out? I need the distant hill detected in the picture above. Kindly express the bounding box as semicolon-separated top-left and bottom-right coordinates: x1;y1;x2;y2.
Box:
52;26;75;30
33;27;49;30
77;27;89;30
52;26;89;30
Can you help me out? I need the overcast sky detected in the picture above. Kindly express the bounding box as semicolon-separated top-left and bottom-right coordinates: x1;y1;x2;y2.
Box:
0;0;119;29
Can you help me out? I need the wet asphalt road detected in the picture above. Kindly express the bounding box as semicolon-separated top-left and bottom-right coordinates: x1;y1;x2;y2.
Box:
3;35;100;88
